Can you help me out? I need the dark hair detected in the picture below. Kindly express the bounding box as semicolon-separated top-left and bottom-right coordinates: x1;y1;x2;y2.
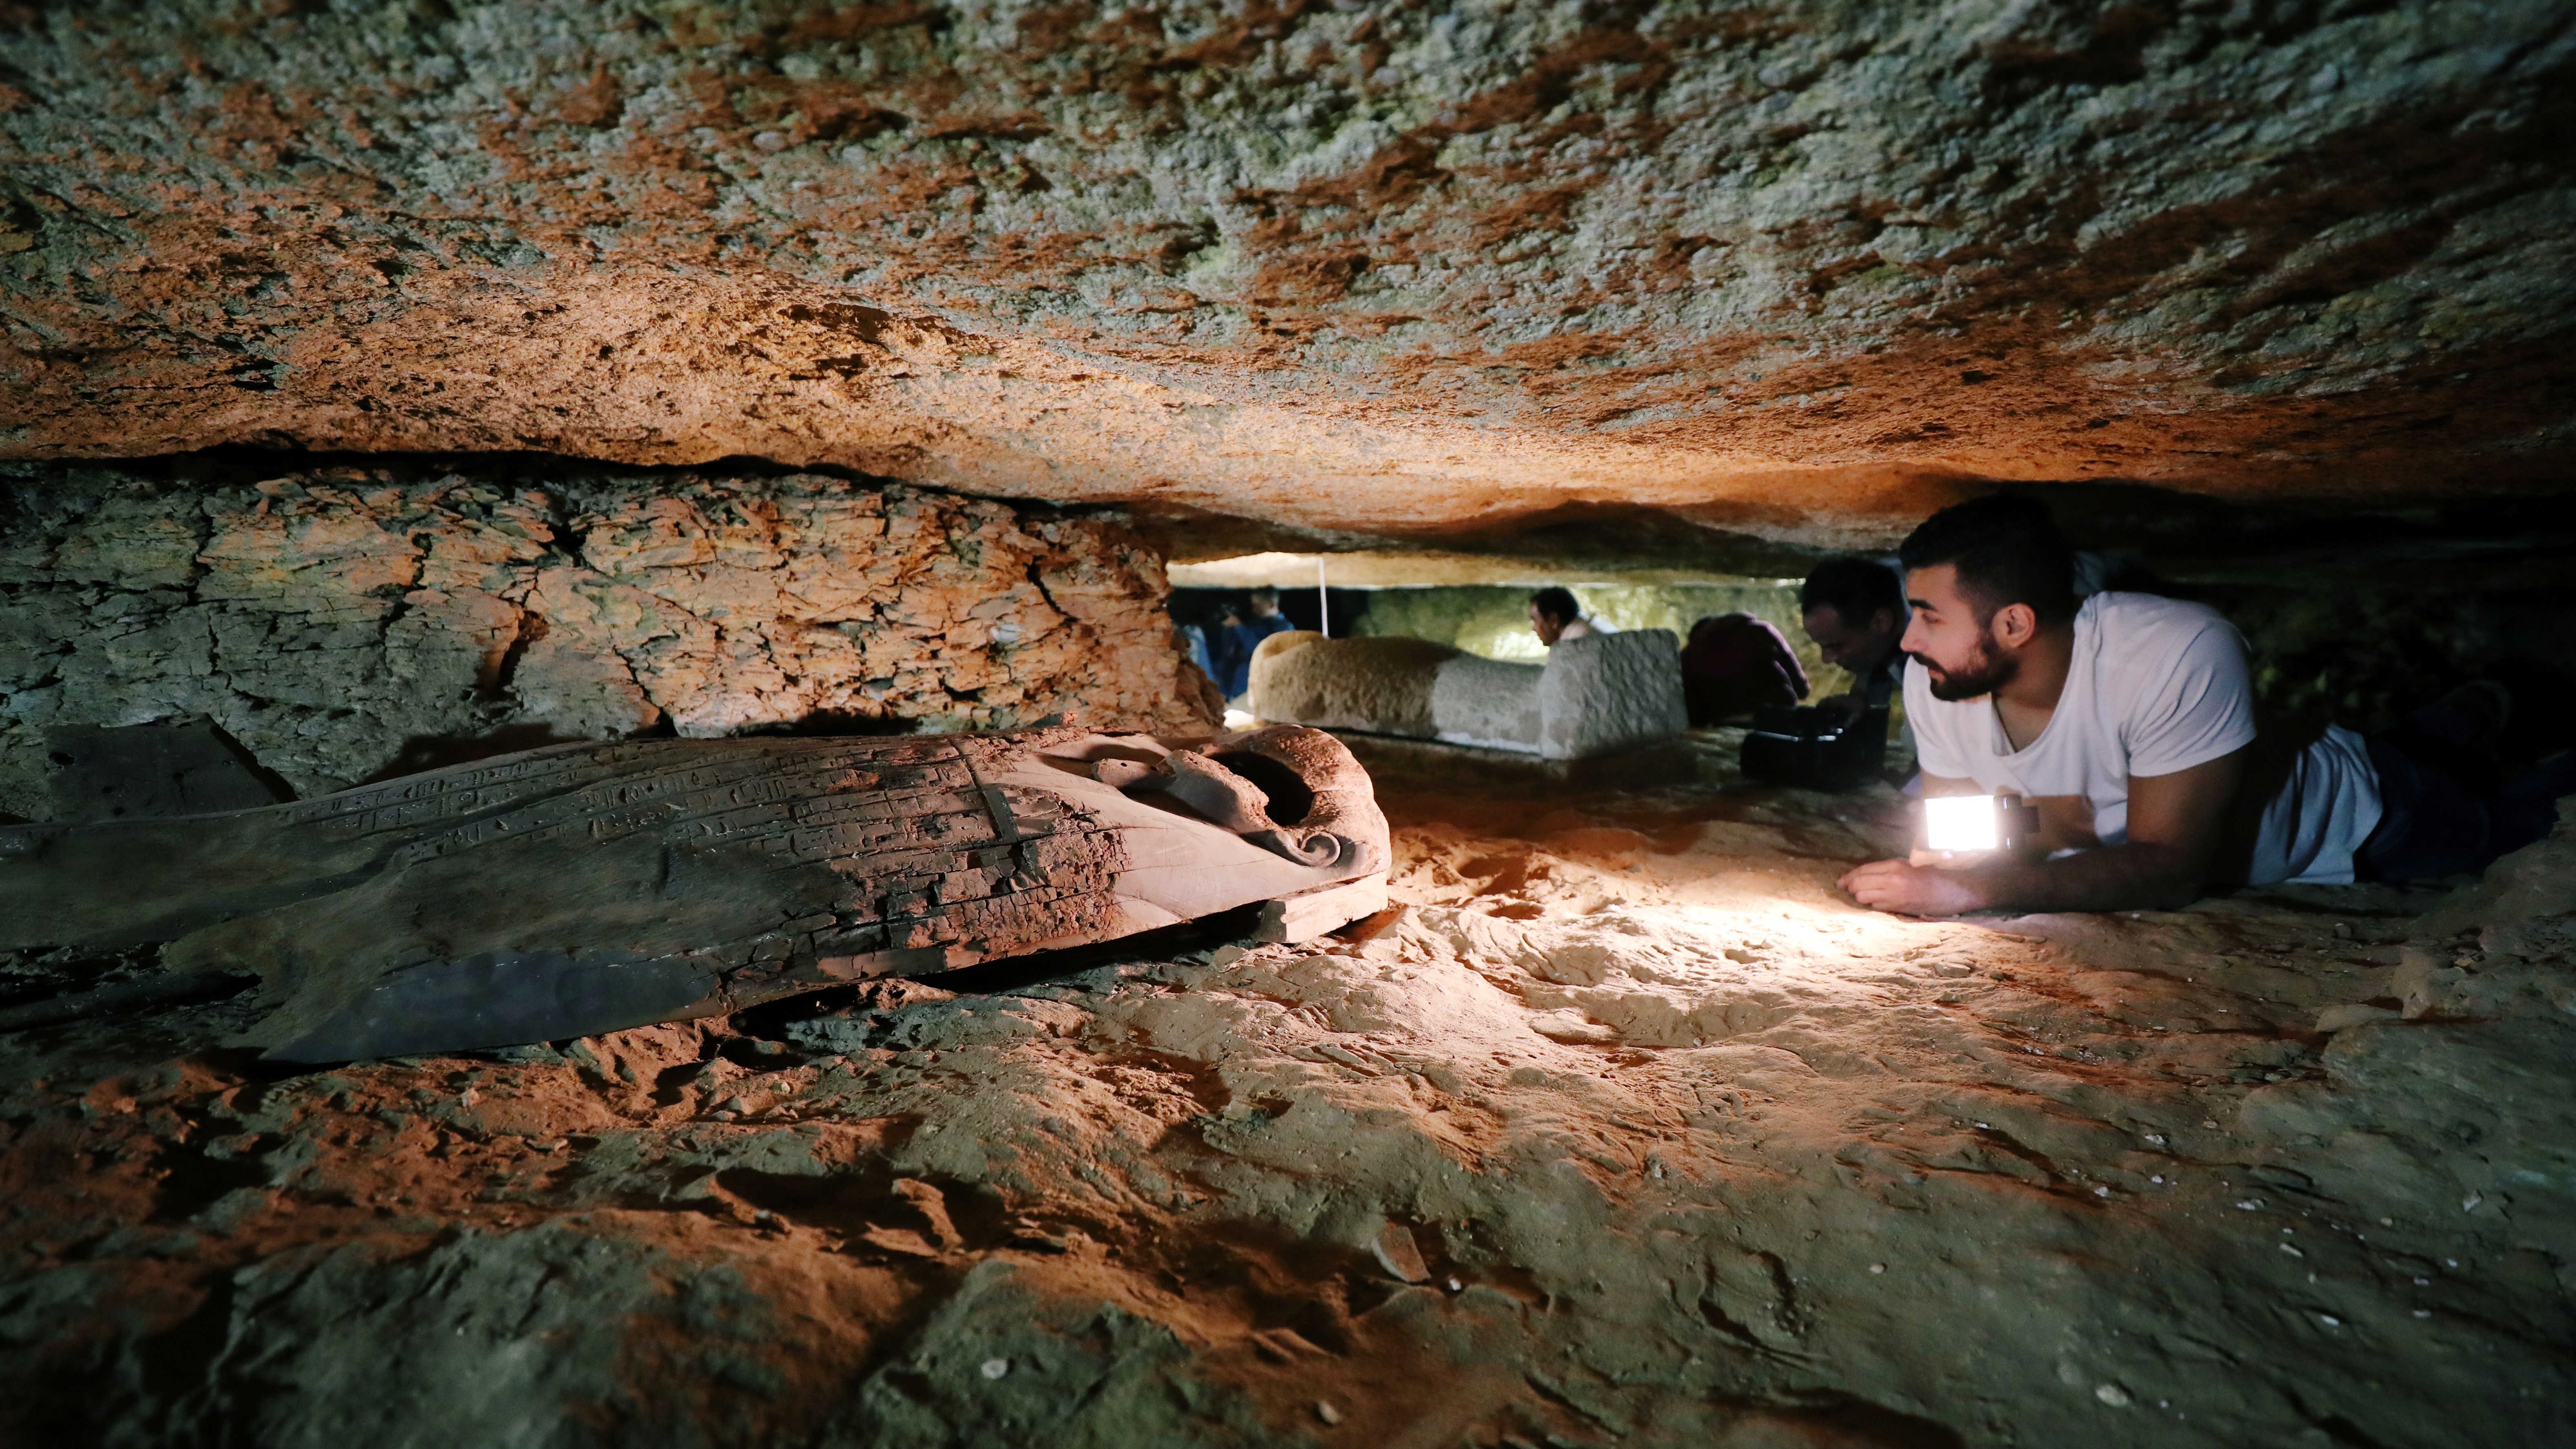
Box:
1898;494;2077;625
1247;586;1279;606
1798;558;1904;628
1528;587;1580;623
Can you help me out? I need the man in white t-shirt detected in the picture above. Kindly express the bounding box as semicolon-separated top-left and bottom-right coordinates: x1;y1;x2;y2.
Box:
1837;495;2569;917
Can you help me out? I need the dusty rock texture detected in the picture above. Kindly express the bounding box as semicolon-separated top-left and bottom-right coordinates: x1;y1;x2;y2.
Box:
3;744;2570;1446
0;464;1216;817
3;2;2571;544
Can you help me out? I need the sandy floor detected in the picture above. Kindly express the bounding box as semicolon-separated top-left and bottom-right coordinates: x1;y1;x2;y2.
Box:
3;734;2571;1447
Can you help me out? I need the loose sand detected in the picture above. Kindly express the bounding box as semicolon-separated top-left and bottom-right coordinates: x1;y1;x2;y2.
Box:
3;734;2568;1445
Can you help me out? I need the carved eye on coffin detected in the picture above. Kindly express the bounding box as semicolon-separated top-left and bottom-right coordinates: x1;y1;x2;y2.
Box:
1087;724;1385;875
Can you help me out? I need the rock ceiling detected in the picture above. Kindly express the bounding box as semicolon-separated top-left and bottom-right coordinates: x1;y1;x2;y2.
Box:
1;0;2570;548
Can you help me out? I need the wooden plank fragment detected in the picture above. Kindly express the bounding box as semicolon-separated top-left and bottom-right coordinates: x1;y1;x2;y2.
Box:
1253;872;1392;944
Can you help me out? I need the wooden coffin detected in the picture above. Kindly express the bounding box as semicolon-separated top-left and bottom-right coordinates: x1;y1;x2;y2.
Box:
0;724;1389;1061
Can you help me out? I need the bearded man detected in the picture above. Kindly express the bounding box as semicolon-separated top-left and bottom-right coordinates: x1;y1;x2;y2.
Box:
1840;494;2572;916
1798;557;1907;718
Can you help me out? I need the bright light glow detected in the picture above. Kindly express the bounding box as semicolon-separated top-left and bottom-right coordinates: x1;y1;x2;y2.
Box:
1923;794;2001;852
1223;708;1259;731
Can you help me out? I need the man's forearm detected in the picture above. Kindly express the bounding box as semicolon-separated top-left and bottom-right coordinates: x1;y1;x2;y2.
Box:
1961;842;2208;914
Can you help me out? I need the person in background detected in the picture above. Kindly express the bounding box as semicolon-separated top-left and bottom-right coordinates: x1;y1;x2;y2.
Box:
1527;587;1613;645
1798;557;1907;718
1213;586;1295;699
1177;619;1214;682
1679;612;1809;724
1206;603;1244;697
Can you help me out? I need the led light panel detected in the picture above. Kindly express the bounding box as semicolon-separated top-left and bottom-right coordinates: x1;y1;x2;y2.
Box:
1922;794;2001;852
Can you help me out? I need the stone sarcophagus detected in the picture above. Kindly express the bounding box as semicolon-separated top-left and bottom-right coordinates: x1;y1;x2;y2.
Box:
0;726;1387;1062
1246;630;1689;760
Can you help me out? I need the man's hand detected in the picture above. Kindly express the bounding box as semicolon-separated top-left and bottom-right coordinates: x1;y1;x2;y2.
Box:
1838;857;1994;917
1843;751;2250;916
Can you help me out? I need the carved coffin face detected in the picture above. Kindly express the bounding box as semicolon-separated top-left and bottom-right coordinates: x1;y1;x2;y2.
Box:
1078;725;1390;878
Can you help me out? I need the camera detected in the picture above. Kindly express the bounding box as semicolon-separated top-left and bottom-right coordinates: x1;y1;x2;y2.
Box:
1739;705;1889;792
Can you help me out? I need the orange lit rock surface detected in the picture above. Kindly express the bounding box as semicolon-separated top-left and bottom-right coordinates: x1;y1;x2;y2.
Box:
3;744;2569;1444
2;2;2570;545
4;4;2574;1441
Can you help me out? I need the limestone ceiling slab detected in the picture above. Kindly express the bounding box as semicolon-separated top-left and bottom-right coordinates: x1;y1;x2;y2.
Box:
0;0;2570;544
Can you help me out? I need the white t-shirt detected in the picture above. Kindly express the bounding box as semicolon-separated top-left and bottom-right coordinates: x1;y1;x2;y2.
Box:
1553;616;1613;642
1904;592;2382;886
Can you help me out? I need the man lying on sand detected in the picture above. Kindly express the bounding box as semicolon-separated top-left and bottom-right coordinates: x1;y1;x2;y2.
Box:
1841;495;2576;917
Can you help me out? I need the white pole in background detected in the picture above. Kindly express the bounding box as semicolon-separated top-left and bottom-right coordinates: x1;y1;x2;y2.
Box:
1317;557;1329;638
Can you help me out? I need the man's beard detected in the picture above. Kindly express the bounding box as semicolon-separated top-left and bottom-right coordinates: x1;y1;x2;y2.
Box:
1916;631;2017;702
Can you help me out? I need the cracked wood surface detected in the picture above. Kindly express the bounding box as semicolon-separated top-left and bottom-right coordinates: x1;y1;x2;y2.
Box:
0;725;1386;1060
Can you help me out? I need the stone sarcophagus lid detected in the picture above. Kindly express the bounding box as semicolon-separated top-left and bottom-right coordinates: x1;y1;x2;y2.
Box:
0;726;1388;1062
1246;630;1689;760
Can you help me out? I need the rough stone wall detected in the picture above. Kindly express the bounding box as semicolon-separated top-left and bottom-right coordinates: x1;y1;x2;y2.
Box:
0;466;1216;817
0;2;2569;544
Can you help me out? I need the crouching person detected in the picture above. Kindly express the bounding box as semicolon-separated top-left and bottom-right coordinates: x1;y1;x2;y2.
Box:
1840;495;2575;917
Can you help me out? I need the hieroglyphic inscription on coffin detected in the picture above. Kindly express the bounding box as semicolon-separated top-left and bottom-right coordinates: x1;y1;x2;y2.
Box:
224;733;1130;977
0;724;1385;1059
